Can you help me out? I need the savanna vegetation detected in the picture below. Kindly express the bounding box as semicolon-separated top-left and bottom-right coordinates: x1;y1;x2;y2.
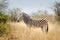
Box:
0;0;60;40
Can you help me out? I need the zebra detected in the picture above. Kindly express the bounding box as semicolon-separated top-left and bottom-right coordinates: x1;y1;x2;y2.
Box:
17;12;48;33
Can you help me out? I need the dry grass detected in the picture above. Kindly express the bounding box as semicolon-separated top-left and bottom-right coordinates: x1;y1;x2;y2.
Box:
0;21;60;40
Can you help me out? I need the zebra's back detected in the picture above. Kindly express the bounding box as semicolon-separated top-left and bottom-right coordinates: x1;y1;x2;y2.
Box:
31;19;48;27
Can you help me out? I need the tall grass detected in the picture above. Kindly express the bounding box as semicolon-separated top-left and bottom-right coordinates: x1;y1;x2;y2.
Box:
0;21;59;40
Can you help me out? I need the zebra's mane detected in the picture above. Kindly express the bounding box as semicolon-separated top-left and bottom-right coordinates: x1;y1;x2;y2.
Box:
22;12;30;19
22;12;32;24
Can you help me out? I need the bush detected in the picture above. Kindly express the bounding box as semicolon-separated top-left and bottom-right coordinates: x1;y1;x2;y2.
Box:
0;25;6;36
0;12;8;23
0;24;11;37
8;8;21;22
53;2;60;22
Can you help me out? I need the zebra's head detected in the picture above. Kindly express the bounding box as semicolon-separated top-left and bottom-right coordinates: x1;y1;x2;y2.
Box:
17;12;24;22
17;12;30;22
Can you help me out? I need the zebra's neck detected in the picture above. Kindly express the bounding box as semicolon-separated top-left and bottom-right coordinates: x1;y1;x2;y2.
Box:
23;15;32;25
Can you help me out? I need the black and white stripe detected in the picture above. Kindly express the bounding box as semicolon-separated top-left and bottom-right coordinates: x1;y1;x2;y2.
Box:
17;12;48;33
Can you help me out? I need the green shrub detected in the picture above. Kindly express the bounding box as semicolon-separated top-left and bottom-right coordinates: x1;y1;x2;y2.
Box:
0;12;8;23
0;25;6;36
0;24;10;37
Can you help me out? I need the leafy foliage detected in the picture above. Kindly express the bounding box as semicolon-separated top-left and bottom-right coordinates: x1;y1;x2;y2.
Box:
0;0;8;11
53;2;60;22
0;24;11;37
8;8;21;21
0;25;6;36
0;12;8;23
31;10;49;19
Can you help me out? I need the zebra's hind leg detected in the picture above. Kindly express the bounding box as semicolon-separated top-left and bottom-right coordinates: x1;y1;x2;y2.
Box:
41;25;48;34
46;25;48;33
